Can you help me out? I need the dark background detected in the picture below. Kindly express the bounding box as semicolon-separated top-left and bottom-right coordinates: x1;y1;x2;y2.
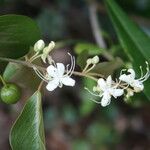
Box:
0;0;150;150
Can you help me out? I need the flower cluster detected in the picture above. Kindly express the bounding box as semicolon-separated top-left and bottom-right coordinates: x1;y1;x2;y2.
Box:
31;40;150;107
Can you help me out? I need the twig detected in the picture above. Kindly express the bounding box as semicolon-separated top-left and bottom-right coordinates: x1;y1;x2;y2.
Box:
0;57;98;81
0;57;46;72
88;1;114;60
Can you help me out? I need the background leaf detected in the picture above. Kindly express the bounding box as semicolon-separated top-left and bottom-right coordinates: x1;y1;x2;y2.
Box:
0;15;41;58
75;42;103;55
105;0;150;99
92;57;123;77
10;91;46;150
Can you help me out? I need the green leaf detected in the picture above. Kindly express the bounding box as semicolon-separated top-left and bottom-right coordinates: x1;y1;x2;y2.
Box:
3;62;40;91
105;0;150;99
92;57;123;77
77;50;89;69
10;91;46;150
0;15;41;58
75;42;103;55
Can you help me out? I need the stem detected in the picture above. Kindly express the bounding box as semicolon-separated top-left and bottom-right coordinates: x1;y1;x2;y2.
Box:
0;57;98;82
38;80;44;91
0;75;7;86
73;71;98;81
0;57;46;72
88;72;104;78
88;1;114;61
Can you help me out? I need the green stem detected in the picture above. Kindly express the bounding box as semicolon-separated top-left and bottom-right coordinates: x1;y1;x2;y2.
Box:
0;75;7;86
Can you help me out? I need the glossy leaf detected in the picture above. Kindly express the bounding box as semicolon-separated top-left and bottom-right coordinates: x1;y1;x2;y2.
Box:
10;91;46;150
0;15;41;58
105;0;150;99
3;62;40;91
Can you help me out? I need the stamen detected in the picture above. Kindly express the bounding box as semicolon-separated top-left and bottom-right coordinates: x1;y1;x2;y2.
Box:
66;53;75;76
84;87;101;97
69;56;75;76
139;61;150;82
120;69;126;76
89;98;102;104
33;67;48;82
140;66;143;78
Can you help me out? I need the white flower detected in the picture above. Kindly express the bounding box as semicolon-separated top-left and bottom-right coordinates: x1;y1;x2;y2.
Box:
119;63;150;92
33;53;76;91
97;76;124;107
46;63;75;91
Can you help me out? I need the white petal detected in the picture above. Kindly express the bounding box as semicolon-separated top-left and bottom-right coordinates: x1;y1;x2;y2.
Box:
101;92;111;107
46;78;59;91
61;76;75;86
132;80;144;92
47;65;56;77
56;63;65;77
106;75;112;87
111;89;124;98
119;74;131;83
98;78;107;91
128;69;135;79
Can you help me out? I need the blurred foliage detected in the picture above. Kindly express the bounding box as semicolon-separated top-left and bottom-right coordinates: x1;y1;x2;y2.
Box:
0;0;150;150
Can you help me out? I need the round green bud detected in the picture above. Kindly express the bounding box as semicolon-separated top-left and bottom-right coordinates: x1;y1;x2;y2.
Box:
0;83;21;104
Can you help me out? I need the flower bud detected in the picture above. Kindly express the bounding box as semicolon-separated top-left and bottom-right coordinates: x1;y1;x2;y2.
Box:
34;40;45;52
93;86;97;92
92;56;99;64
86;58;92;65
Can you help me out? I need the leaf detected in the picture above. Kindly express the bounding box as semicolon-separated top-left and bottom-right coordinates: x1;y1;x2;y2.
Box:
75;42;103;55
10;91;46;150
77;50;89;69
3;62;40;91
105;0;150;99
92;57;123;77
0;15;41;58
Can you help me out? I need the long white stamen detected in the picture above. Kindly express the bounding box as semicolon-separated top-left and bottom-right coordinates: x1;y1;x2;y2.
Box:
120;69;126;76
84;87;100;97
67;53;74;75
66;53;75;76
89;98;102;104
33;67;48;82
140;66;143;78
69;56;75;76
139;62;149;82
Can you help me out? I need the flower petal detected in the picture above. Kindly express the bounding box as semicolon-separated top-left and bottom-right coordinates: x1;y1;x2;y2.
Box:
132;80;144;92
61;76;75;86
119;74;131;83
111;89;124;98
106;75;112;87
128;69;135;79
56;63;65;77
46;78;59;91
98;78;107;91
47;65;56;77
101;92;111;107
